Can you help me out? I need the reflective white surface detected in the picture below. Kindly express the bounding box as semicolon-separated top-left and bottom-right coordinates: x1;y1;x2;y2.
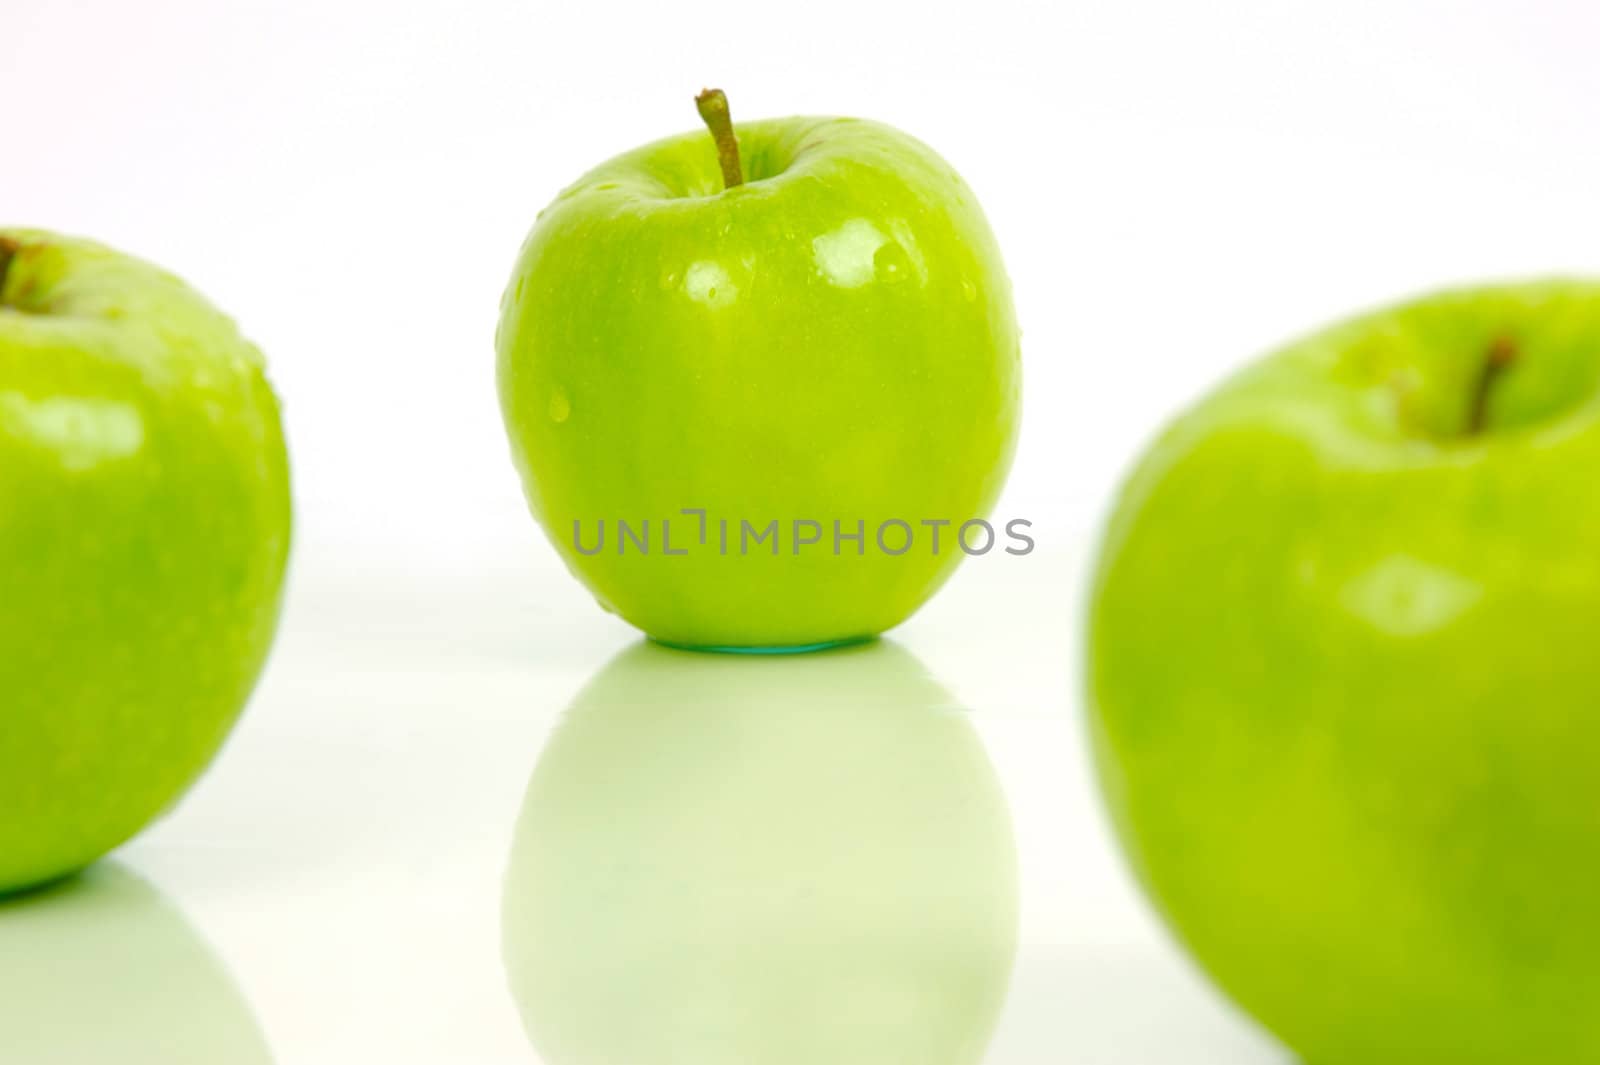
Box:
1;544;1287;1063
7;0;1596;1058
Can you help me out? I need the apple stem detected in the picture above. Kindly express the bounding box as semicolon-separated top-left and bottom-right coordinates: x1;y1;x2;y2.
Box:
1467;335;1519;435
695;88;744;190
0;236;18;303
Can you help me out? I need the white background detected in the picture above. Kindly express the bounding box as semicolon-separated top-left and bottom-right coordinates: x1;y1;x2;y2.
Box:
5;0;1600;1061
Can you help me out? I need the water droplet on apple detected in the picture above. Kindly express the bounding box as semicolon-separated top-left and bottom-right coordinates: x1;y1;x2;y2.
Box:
874;242;911;284
684;261;736;307
548;388;571;423
660;270;681;289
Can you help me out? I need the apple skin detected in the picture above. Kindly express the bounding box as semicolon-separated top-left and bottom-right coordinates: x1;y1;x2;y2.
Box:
0;230;291;894
503;640;1017;1065
1087;282;1600;1062
497;116;1020;649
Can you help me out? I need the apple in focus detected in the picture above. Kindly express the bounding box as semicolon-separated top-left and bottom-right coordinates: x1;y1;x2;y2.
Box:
497;91;1021;649
1087;281;1600;1062
0;230;291;894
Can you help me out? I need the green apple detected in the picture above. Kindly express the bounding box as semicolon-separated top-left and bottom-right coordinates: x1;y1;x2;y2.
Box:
0;230;290;894
1087;281;1600;1062
497;91;1020;650
503;640;1017;1065
0;863;273;1062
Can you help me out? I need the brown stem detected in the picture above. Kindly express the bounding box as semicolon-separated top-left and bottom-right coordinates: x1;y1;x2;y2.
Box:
0;236;19;304
1467;335;1519;436
695;88;744;190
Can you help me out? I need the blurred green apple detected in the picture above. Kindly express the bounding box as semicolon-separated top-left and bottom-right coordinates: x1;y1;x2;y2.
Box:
0;230;290;894
1088;282;1600;1062
497;91;1020;650
0;863;273;1063
503;640;1017;1065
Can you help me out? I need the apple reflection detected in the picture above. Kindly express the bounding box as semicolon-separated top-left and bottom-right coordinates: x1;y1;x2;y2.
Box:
503;640;1018;1065
0;863;272;1064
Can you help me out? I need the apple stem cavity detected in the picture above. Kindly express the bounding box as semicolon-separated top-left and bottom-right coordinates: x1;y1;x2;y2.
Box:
695;88;744;190
1467;335;1520;436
